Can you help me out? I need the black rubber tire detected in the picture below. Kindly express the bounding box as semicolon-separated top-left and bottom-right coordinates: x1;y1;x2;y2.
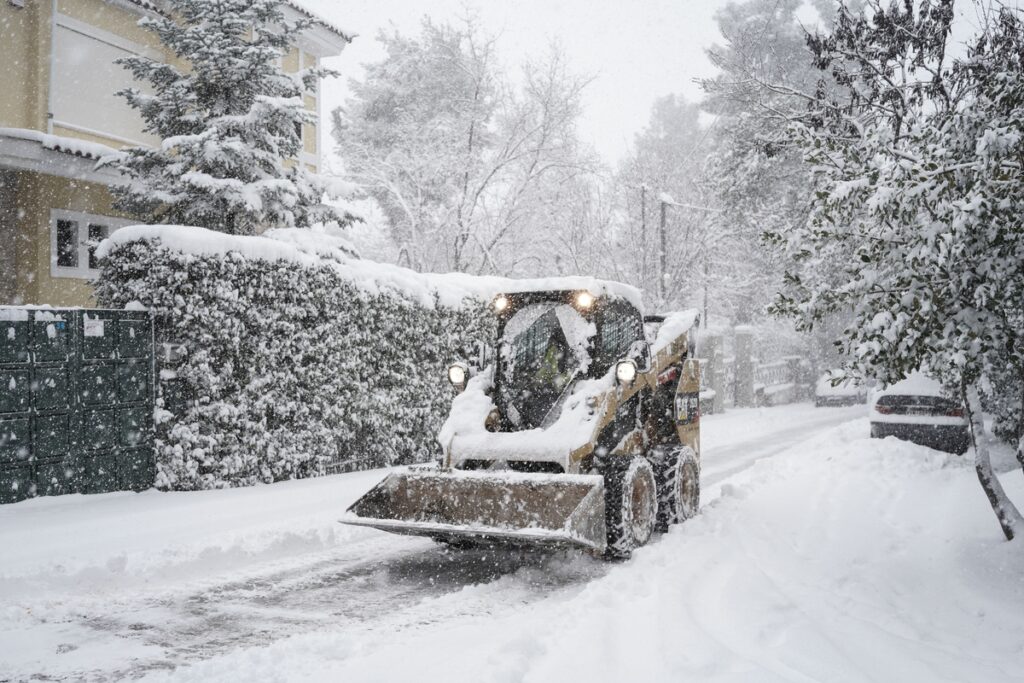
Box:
654;445;700;532
603;456;658;559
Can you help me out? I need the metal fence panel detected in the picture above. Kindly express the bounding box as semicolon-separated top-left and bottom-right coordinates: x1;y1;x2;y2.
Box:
0;307;155;503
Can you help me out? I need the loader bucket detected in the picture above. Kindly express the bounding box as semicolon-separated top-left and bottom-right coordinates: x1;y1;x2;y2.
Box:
342;468;607;552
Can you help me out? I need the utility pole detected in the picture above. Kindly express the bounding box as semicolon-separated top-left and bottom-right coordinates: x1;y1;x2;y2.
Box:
639;185;647;286
703;246;709;328
659;198;667;304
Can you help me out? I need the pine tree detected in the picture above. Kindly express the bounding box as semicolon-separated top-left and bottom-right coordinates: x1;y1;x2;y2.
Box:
105;0;353;235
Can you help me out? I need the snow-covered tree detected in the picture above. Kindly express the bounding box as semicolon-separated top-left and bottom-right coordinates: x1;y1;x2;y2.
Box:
775;0;1024;540
698;0;827;327
613;95;711;311
333;18;596;275
105;0;353;235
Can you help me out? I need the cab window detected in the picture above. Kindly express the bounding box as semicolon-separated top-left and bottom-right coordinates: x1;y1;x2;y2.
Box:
596;302;641;374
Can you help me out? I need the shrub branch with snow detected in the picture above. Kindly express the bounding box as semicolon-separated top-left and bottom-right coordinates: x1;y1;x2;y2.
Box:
772;3;1024;539
95;227;494;490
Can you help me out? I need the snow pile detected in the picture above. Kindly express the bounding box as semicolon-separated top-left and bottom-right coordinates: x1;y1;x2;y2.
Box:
873;370;945;399
442;372;614;469
133;419;1023;682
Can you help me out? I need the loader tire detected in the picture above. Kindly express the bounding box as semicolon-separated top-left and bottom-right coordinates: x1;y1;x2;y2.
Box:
654;445;700;532
603;456;658;559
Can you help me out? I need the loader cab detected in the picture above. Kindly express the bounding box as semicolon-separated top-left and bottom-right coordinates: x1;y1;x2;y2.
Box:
491;290;646;431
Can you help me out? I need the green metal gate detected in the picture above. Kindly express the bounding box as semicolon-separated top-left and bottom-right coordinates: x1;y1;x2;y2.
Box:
0;307;155;504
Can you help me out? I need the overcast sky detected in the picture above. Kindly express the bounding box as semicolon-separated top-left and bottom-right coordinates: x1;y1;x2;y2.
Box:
299;0;1005;171
300;0;738;169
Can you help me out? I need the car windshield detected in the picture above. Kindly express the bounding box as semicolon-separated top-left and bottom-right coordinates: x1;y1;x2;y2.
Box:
497;302;595;429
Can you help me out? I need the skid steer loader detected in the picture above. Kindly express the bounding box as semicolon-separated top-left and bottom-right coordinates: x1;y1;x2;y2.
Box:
342;285;701;558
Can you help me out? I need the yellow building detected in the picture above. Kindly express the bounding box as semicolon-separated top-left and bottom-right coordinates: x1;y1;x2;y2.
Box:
0;0;352;307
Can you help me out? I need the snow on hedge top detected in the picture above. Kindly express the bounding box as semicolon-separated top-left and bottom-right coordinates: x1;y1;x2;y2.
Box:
97;224;642;309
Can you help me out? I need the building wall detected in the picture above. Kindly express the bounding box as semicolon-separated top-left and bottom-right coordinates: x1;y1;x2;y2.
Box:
11;171;127;308
1;0;332;307
0;1;48;131
0;171;19;304
2;0;324;162
58;0;154;46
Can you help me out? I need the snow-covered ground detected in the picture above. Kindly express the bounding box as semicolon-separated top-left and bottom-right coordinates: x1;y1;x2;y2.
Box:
2;402;1022;682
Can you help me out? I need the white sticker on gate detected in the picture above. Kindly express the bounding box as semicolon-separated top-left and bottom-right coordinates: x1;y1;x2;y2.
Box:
84;318;105;337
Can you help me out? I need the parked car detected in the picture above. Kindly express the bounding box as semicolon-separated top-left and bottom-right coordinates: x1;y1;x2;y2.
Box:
814;371;868;407
869;373;970;454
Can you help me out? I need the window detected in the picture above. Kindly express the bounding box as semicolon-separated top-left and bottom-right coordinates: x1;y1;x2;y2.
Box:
56;220;78;268
50;210;130;279
597;302;642;371
50;15;158;146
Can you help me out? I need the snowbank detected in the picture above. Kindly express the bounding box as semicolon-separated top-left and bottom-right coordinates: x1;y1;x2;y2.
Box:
0;470;386;583
3;406;1022;681
141;421;1024;682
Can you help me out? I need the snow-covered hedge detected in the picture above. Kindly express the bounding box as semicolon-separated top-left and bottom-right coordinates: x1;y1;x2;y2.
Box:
95;227;497;490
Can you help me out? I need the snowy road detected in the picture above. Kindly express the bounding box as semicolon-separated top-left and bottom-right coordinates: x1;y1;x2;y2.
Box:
701;402;867;487
5;401;973;683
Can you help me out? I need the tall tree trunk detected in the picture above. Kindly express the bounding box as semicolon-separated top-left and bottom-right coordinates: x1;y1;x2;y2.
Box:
964;383;1023;541
1017;379;1024;475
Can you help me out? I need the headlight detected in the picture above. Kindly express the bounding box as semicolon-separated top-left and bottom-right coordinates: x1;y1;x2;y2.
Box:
493;294;510;313
448;363;468;388
575;290;595;310
615;359;637;385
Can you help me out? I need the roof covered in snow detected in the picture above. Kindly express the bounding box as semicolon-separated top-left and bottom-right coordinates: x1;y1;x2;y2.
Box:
280;0;356;42
117;0;355;43
0;127;125;185
0;127;124;162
